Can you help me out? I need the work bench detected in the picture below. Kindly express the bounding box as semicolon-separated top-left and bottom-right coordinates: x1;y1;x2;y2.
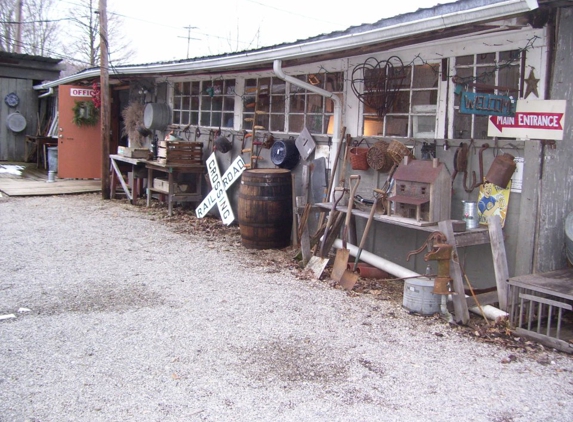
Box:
316;202;508;325
109;154;147;203
145;161;205;216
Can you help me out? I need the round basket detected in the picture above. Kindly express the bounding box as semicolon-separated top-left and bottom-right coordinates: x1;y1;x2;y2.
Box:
387;139;410;165
367;141;393;172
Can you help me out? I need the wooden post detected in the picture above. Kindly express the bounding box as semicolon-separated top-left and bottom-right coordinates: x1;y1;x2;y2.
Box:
99;0;111;199
488;214;509;311
438;220;470;324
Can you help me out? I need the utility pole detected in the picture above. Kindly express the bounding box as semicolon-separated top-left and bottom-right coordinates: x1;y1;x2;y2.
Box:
178;25;199;59
99;0;110;199
15;0;23;53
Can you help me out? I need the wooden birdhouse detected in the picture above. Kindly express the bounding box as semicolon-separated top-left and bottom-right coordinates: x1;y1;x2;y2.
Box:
388;157;451;225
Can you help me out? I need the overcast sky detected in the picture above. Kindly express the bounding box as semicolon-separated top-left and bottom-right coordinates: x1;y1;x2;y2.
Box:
111;0;458;65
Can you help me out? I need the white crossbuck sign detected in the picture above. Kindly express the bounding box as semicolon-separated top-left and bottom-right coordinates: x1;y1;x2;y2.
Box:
195;153;246;225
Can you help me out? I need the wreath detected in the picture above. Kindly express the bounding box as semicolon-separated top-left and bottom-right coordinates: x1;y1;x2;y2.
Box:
72;100;99;127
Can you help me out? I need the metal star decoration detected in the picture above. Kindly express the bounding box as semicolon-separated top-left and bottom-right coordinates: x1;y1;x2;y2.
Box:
524;68;540;98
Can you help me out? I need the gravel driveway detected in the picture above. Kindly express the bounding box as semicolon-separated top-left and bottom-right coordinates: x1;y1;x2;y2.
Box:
1;194;572;421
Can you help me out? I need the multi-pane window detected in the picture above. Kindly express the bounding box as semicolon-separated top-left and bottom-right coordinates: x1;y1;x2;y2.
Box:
243;77;286;132
362;63;439;137
453;50;521;139
172;79;236;128
243;72;344;134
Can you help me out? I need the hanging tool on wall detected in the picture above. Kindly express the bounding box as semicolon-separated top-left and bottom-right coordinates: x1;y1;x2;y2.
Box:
451;141;476;193
468;143;490;190
352;188;387;272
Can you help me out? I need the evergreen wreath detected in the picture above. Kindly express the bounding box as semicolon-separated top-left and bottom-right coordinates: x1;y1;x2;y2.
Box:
72;100;99;127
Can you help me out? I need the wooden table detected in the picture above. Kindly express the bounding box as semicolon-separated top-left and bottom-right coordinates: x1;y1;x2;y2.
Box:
145;161;205;216
109;154;147;203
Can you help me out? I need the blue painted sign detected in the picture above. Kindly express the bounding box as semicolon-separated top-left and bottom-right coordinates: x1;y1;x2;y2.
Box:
460;91;516;116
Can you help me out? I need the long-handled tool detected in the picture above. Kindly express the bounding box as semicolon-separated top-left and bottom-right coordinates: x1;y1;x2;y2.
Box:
331;175;360;288
306;188;344;278
352;188;385;272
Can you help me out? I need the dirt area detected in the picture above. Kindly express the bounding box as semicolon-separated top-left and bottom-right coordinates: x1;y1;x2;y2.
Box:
131;198;556;360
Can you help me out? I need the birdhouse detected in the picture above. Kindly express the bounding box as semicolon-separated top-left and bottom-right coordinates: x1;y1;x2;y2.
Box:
388;157;451;224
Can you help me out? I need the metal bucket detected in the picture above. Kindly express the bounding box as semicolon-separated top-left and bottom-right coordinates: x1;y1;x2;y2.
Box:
47;146;58;173
143;103;171;130
462;200;479;229
403;278;441;315
270;140;300;170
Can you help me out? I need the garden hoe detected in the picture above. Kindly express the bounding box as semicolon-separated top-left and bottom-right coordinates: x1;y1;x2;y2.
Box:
331;175;361;289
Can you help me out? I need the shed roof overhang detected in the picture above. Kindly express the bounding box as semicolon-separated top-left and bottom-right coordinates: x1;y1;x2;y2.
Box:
34;0;539;91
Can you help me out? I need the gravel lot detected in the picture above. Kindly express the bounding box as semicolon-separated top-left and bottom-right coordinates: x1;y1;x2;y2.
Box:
1;193;572;422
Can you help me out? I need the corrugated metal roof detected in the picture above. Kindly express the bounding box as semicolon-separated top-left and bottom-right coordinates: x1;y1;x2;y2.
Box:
34;0;539;90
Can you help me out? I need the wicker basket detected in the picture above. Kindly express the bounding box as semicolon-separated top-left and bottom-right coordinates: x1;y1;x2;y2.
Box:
387;139;410;165
367;140;393;172
349;139;369;170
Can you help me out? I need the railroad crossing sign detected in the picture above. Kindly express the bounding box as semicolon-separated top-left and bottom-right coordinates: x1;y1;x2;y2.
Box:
196;153;246;225
488;100;566;140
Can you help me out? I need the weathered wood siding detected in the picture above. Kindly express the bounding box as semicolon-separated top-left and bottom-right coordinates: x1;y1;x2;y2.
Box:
0;78;39;161
536;6;573;272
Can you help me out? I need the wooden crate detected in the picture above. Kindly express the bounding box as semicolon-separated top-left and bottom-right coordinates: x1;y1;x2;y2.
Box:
508;269;573;354
117;146;150;159
157;141;202;165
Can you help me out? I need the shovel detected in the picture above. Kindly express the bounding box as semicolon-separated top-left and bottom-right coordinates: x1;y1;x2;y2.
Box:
331;175;360;288
306;187;344;278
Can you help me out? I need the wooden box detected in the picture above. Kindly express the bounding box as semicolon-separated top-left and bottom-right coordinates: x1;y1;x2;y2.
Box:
118;146;150;158
157;141;202;165
153;178;169;192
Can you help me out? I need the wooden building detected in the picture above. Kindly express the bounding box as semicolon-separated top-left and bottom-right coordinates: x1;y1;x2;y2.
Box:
32;0;573;291
0;52;62;161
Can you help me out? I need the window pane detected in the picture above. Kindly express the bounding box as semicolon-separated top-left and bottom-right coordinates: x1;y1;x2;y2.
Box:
173;111;181;125
290;94;305;113
272;78;285;95
477;53;496;65
222;113;234;128
498;65;520;94
385;115;409;137
200;113;210;126
191;112;198;125
289;114;304;132
182;96;190;110
499;50;520;62
413;64;439;89
474;115;489;139
201;96;212;111
457;55;474;66
392;91;410;113
212;112;222;128
412;91;438;107
270;114;285;132
223;97;234;112
454;113;471;138
307;94;323;113
181;111;190;125
212;97;223;111
271;95;285;113
476;66;496;93
306;115;322;134
363;118;384;136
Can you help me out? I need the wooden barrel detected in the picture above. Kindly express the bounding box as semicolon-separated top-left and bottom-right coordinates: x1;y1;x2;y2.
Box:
238;169;292;249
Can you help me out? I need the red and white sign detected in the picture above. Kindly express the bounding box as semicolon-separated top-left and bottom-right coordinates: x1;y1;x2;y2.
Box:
488;100;567;140
70;88;96;98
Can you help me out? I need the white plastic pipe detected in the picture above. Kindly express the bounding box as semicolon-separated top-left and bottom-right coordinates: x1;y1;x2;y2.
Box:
273;59;342;186
333;239;508;321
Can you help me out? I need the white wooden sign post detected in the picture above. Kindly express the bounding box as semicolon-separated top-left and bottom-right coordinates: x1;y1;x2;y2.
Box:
196;152;246;225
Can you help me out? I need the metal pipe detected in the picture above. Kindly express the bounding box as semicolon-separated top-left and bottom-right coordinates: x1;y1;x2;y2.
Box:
273;59;342;190
333;239;509;321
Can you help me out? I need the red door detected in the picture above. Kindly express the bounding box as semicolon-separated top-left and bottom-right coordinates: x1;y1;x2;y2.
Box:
57;85;102;179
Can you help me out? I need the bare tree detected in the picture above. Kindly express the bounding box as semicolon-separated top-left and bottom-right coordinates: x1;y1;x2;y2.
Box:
22;0;59;56
64;0;135;69
0;0;19;52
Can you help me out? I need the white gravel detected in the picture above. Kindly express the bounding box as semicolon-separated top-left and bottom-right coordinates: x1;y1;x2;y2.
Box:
0;193;572;422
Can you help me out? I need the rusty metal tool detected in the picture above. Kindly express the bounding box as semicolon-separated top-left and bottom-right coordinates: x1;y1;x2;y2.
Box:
332;175;361;289
469;143;490;190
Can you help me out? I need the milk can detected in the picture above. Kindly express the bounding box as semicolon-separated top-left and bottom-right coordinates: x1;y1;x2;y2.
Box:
462;200;479;229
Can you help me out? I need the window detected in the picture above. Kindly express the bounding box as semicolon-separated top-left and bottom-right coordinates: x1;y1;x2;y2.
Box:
362;63;439;137
243;72;344;134
453;50;521;139
172;79;236;128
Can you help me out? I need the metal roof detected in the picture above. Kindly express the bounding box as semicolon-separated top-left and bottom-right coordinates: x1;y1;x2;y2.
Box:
34;0;539;90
